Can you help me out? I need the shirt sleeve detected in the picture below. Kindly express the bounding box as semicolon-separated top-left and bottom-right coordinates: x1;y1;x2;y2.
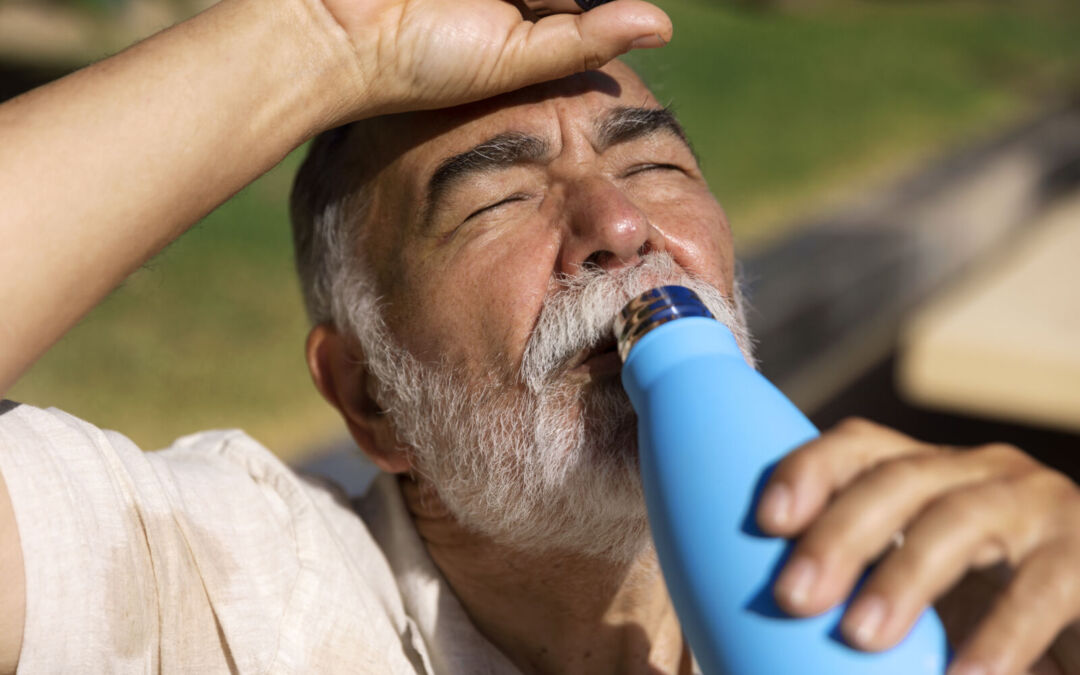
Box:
0;400;234;672
0;400;423;675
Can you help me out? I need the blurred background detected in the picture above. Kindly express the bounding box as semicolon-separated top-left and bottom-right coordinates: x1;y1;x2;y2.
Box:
3;0;1079;481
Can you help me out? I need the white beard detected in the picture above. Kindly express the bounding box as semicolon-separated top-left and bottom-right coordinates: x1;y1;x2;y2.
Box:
352;253;755;562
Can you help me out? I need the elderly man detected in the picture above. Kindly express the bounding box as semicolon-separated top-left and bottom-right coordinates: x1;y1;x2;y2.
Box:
0;0;1077;673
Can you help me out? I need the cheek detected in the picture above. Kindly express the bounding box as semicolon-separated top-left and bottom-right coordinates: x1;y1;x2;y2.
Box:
392;225;560;375
640;186;735;294
469;227;561;370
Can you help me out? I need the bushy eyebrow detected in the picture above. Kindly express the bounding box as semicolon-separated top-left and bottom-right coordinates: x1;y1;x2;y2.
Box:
593;105;692;154
419;107;692;228
421;132;550;227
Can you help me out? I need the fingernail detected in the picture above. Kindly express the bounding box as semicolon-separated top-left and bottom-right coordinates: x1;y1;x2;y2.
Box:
946;662;987;675
776;556;817;607
843;595;886;647
758;483;792;528
630;34;666;50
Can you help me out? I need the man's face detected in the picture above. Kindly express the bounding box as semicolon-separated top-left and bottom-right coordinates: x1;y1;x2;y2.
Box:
348;62;742;559
362;61;735;384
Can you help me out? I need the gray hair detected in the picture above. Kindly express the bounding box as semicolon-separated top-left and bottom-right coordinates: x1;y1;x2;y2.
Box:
288;121;752;366
289;124;377;333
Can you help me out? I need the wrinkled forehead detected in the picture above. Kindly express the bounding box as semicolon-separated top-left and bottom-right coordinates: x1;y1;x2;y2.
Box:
343;61;663;297
351;60;658;183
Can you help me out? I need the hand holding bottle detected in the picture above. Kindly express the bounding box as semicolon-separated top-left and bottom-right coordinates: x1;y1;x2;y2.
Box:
617;286;948;674
756;419;1080;675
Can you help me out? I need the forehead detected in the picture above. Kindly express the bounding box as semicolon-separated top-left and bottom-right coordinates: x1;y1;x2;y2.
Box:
419;61;655;144
361;61;659;182
357;62;662;262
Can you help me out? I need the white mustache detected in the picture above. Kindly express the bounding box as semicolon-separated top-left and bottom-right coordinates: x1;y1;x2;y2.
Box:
520;253;751;392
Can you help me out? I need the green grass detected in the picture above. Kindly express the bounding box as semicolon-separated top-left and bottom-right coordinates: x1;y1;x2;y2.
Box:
10;0;1080;459
10;151;342;459
625;0;1080;245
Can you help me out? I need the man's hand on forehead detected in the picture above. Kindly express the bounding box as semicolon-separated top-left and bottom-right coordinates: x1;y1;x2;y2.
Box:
0;0;673;394
322;0;672;120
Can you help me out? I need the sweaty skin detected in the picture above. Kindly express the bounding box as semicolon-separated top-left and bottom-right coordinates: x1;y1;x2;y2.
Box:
0;0;671;670
0;0;1078;671
370;64;731;383
305;62;1080;675
308;62;722;673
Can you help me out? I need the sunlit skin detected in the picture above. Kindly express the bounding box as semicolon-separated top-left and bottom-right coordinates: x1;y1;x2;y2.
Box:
0;0;678;668
361;62;733;384
311;61;725;674
306;61;1080;675
0;0;1076;668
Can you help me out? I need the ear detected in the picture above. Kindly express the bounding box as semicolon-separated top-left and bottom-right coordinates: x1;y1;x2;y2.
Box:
306;323;411;474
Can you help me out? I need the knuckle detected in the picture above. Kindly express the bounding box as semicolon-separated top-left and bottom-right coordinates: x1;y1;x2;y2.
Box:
1045;475;1080;537
582;49;604;72
835;416;877;436
863;455;924;491
1004;468;1078;538
775;441;823;480
570;19;605;72
932;481;1006;525
861;451;944;494
904;450;950;471
1016;542;1080;603
795;517;883;572
1017;466;1072;496
971;441;1028;467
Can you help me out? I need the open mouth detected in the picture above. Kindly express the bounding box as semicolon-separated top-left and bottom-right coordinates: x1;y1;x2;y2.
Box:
566;336;622;377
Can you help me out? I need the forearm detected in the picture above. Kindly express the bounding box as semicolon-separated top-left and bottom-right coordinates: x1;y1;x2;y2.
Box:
0;0;671;396
0;0;360;393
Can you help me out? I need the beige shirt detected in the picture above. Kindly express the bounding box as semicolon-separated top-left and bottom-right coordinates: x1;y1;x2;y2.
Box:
0;400;521;674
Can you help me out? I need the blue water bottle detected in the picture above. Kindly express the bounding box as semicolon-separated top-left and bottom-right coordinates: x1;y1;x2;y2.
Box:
615;286;948;674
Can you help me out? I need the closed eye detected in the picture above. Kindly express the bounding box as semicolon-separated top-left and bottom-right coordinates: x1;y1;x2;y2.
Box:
625;163;684;177
464;193;532;222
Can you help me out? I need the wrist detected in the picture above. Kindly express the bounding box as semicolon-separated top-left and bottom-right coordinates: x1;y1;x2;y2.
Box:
204;0;373;144
277;0;376;132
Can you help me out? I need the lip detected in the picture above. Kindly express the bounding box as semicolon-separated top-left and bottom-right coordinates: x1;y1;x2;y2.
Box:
567;343;622;379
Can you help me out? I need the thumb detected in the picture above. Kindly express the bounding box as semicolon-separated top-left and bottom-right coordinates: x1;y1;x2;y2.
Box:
494;0;672;87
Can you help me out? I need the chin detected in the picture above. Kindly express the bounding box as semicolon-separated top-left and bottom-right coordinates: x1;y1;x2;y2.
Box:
579;378;640;461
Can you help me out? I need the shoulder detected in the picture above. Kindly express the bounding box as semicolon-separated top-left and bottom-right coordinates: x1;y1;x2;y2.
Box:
0;398;336;536
0;401;418;673
0;398;124;455
0;398;372;567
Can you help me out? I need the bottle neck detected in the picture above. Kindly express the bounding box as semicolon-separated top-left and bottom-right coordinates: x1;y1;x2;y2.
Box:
614;286;715;363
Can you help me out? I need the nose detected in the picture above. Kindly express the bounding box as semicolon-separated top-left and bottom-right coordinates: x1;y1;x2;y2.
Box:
556;177;663;275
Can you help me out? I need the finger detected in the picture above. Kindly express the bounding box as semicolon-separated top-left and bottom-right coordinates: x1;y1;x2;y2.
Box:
492;0;672;88
757;417;936;536
838;468;1072;652
772;447;1024;616
517;0;611;18
947;540;1080;675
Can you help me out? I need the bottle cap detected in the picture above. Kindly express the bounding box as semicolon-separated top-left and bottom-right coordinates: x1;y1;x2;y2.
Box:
614;286;714;362
523;0;615;17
